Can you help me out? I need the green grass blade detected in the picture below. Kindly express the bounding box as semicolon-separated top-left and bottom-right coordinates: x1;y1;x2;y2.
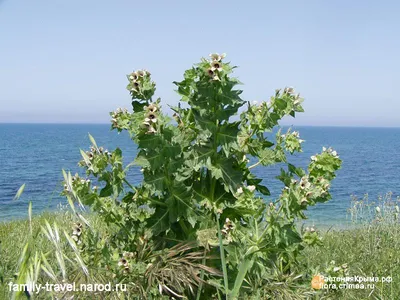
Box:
28;201;32;236
13;183;25;201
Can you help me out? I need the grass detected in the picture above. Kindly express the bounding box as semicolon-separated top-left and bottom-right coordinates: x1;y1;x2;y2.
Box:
302;193;400;299
1;193;399;299
0;210;111;299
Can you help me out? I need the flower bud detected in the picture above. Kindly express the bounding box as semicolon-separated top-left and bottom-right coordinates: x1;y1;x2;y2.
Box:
247;185;256;192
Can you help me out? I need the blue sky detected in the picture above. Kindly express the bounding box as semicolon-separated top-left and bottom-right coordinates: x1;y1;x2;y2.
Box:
0;0;399;126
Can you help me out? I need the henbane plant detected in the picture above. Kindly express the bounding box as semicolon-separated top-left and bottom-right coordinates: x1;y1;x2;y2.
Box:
62;53;342;298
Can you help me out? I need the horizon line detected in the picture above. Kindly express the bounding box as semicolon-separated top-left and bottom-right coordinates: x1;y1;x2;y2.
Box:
1;122;400;129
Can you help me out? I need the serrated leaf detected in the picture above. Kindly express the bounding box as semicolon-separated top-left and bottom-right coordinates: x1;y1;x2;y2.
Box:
150;210;169;235
208;158;242;194
166;181;196;223
216;122;240;157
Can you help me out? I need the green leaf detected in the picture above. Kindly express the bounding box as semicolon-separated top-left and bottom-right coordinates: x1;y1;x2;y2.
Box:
216;122;240;157
231;258;254;298
144;172;165;192
208;157;242;194
166;182;196;223
88;133;98;149
150;210;170;235
256;184;270;196
274;98;287;110
138;133;163;149
80;149;92;168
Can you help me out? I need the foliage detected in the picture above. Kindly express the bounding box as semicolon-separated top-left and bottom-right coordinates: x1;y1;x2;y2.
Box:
7;53;342;299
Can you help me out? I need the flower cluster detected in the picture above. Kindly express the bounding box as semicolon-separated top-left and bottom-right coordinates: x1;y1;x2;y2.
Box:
71;222;83;244
322;146;339;158
286;172;332;207
283;86;301;100
304;226;316;233
110;108;129;129
63;174;91;193
281;130;305;153
126;69;155;100
221;218;234;235
236;185;256;196
78;145;112;171
88;146;111;160
128;70;151;92
118;251;134;274
273;87;303;108
142;103;159;134
206;53;226;81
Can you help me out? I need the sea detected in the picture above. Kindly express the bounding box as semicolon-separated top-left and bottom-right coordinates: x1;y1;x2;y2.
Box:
1;124;400;228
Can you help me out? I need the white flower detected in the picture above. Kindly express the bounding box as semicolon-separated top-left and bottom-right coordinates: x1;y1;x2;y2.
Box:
311;155;317;161
209;53;226;61
147;126;156;134
132;81;140;90
210;60;223;72
247;185;256;192
146;103;158;113
322;147;327;152
376;206;381;213
236;187;243;194
332;150;337;157
299;176;310;189
333;267;341;272
129;72;139;81
118;258;128;267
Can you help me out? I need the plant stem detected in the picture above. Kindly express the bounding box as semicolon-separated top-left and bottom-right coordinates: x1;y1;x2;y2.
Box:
248;160;261;170
217;213;229;299
195;247;207;300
